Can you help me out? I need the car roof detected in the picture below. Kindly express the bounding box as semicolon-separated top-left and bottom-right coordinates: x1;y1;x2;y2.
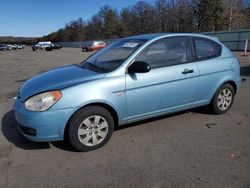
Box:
126;33;168;40
126;33;219;42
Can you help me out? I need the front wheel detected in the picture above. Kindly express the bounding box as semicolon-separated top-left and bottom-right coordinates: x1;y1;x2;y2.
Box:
211;83;235;114
68;106;114;152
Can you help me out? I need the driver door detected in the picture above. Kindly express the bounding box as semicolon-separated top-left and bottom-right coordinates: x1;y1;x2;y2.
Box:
125;36;199;121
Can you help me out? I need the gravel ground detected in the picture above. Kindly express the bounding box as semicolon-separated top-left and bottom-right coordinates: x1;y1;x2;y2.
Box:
0;47;249;188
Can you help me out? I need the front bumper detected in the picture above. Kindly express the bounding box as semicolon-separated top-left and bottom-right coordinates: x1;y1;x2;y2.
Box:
14;99;76;142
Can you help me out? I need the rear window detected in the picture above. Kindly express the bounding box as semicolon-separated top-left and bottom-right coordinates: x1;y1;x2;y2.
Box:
193;37;221;60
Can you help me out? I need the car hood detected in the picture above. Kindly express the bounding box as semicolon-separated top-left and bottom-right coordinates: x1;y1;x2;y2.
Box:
19;65;104;101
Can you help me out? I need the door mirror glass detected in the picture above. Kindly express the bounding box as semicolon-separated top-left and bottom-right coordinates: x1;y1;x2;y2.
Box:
128;61;151;73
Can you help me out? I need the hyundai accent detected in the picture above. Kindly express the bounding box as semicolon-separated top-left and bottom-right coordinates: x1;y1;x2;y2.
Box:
14;33;241;151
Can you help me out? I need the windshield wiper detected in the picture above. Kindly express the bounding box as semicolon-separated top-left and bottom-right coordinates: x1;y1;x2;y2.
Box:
81;61;111;73
86;62;100;70
82;62;106;72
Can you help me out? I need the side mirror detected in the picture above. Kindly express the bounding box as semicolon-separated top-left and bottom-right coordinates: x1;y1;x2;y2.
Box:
128;61;151;73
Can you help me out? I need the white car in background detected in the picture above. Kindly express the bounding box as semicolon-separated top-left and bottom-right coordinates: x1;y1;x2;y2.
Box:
35;41;53;49
15;44;24;49
7;44;17;50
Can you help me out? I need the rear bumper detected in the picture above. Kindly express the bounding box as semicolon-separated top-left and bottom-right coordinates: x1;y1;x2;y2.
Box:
14;99;76;142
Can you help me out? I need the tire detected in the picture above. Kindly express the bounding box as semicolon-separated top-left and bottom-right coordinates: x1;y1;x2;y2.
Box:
82;48;87;52
211;83;235;115
68;106;114;152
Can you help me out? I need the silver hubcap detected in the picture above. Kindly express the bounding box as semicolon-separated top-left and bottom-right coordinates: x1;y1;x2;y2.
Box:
78;115;108;146
217;88;232;110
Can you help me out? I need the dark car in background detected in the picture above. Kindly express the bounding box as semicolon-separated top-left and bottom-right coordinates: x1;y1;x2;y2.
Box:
0;44;25;51
81;41;106;52
0;44;8;51
45;44;62;51
53;44;62;49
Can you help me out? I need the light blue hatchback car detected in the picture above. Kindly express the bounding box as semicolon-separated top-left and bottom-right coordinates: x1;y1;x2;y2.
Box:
14;33;241;151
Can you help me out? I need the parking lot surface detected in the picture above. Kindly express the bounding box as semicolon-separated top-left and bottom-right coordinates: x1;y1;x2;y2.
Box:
0;48;250;187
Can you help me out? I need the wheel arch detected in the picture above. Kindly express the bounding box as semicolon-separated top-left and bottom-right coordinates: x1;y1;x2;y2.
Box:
224;80;237;93
210;79;238;104
63;102;119;140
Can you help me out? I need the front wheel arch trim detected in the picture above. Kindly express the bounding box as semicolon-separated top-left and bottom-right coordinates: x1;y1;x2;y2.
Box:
63;102;119;140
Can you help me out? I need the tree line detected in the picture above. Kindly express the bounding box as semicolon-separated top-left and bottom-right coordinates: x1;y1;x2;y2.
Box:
42;0;250;42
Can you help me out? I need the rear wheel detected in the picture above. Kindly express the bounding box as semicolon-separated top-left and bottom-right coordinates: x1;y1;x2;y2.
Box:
68;106;114;151
211;83;235;114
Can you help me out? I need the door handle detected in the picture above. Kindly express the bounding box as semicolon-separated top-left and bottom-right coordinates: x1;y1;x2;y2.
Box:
182;69;194;74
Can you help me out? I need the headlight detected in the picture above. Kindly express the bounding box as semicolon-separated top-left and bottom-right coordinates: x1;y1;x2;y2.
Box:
24;90;62;111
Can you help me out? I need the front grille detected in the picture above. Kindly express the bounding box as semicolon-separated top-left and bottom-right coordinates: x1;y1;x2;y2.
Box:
19;125;37;136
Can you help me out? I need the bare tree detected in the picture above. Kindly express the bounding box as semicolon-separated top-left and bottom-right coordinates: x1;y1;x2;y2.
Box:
42;0;250;42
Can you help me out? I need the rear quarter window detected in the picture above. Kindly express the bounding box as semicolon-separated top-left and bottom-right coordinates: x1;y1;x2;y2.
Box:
193;37;222;61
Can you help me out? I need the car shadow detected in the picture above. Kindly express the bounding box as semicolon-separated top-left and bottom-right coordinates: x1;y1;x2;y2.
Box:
240;66;250;77
1;110;50;150
114;110;187;131
1;106;212;151
1;110;79;152
115;106;212;131
50;141;77;152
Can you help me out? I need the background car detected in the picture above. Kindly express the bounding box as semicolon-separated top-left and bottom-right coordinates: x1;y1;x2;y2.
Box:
0;44;8;51
7;44;17;50
35;41;52;49
45;44;62;51
81;41;106;52
53;44;62;49
15;44;24;49
32;45;36;51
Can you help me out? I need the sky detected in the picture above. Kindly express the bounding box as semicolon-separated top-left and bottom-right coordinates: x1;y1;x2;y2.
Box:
0;0;153;37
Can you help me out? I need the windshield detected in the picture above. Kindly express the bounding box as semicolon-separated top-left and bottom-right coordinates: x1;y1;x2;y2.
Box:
81;38;147;73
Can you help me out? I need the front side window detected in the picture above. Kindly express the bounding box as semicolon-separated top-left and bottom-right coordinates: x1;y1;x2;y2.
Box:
81;38;147;73
134;37;191;69
193;37;221;60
